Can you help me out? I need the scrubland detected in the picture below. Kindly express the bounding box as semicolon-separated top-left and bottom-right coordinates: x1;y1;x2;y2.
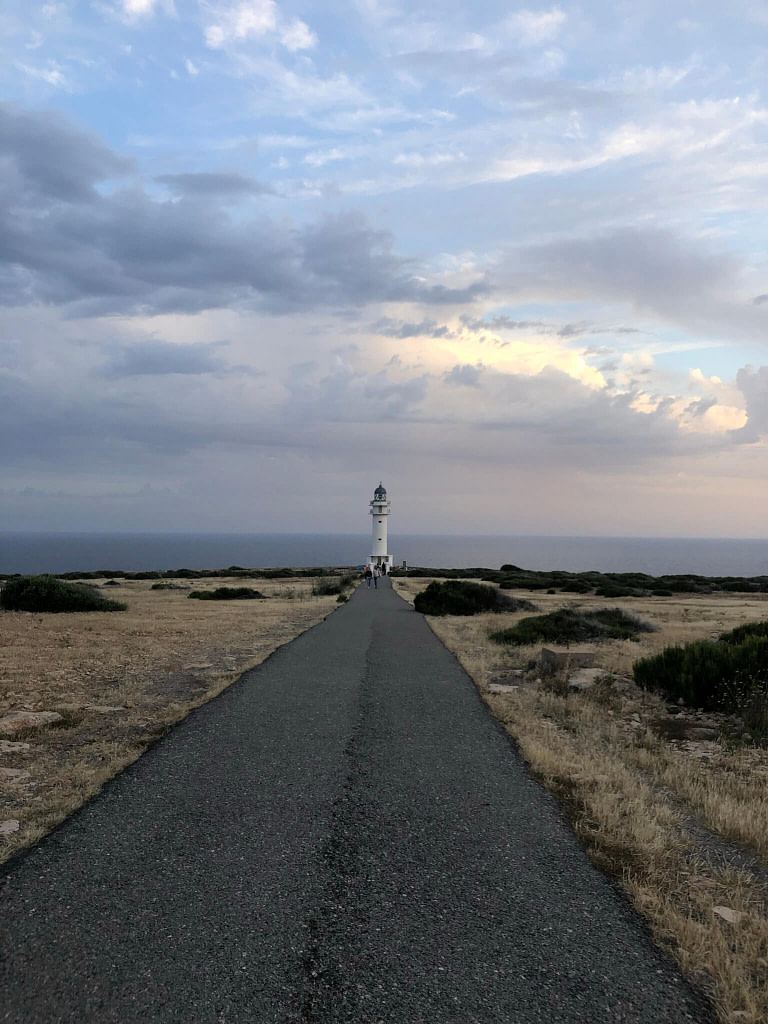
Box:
0;577;338;864
394;578;768;1024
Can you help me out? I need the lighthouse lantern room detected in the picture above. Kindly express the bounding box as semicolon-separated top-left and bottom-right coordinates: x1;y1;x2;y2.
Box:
369;482;392;574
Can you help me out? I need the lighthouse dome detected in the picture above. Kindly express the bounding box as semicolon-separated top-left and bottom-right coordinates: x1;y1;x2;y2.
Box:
374;482;387;498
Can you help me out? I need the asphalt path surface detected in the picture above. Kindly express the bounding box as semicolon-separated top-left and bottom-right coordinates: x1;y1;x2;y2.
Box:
1;579;713;1023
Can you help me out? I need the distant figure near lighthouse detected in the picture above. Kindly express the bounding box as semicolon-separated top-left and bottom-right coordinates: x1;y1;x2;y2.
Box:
369;482;392;575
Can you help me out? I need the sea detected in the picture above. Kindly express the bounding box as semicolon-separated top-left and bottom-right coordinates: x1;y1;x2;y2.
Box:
2;533;768;578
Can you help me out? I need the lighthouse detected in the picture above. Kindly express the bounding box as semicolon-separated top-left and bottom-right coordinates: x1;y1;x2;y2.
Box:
369;482;392;574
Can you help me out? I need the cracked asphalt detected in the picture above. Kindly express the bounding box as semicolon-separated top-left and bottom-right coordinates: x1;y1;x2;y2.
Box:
1;579;714;1023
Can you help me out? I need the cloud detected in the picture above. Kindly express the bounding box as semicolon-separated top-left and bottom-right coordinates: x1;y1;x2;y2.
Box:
0;106;486;316
16;61;69;90
279;17;317;51
734;365;768;442
443;363;483;387
154;172;273;196
282;357;430;422
204;0;277;47
109;0;176;21
503;6;566;46
202;0;315;51
373;317;454;338
98;339;249;377
501;226;741;328
0;102;133;203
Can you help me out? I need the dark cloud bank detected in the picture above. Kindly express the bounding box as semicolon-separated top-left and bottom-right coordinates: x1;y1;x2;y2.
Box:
0;103;487;317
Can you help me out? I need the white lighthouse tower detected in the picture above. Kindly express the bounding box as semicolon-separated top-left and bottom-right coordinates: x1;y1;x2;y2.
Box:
369;482;392;574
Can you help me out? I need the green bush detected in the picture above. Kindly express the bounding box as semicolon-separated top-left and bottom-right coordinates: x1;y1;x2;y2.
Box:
312;573;356;597
414;580;537;616
633;636;768;712
561;581;593;594
594;585;643;598
188;587;266;601
490;607;656;646
718;620;768;645
0;576;127;613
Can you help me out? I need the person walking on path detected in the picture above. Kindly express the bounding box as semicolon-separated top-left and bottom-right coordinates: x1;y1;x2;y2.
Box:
365;566;373;588
373;565;379;589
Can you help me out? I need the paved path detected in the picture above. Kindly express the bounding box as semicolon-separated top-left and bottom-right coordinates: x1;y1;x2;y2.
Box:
1;580;712;1023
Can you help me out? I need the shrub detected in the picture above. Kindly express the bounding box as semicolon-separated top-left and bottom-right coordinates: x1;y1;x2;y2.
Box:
490;607;656;646
0;576;127;613
188;587;266;601
414;580;537;616
594;585;642;598
634;636;768;712
312;573;356;597
561;581;592;594
718;620;768;645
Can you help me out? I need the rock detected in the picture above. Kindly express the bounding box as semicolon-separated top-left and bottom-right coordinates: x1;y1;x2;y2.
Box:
489;672;523;685
0;711;63;736
713;906;745;925
0;767;31;783
541;648;595;672
83;705;126;713
568;668;604;692
0;819;20;835
0;740;31;753
686;727;718;740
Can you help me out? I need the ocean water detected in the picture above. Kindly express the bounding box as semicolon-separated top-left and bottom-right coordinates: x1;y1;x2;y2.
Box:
2;532;768;578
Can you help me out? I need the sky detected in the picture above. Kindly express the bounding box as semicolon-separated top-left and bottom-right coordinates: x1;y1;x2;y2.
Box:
1;0;768;537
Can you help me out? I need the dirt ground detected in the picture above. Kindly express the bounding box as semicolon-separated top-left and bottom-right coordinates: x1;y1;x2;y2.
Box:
0;577;340;864
393;579;768;1024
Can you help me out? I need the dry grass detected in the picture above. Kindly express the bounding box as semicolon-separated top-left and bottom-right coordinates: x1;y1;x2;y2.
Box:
0;577;339;864
394;577;768;1024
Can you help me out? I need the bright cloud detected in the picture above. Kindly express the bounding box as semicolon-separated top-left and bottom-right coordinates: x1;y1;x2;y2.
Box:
202;0;315;50
503;6;566;46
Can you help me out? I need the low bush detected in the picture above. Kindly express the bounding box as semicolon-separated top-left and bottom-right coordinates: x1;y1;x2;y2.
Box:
0;576;127;613
561;581;593;594
490;607;656;646
414;580;537;616
312;573;356;597
718;620;768;645
634;634;768;712
188;587;266;601
594;585;644;598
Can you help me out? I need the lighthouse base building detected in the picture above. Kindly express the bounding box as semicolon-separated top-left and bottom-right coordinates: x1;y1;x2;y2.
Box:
369;482;393;574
